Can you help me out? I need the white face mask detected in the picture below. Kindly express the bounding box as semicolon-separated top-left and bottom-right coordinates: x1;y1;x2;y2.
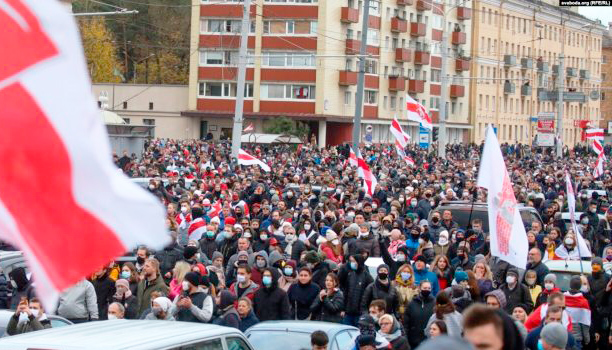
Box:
108;314;118;320
30;309;39;318
545;283;554;291
304;224;311;230
506;275;516;284
418;238;425;245
181;207;188;214
182;281;191;291
580;285;589;293
285;234;295;242
565;238;574;246
359;232;369;238
332;239;340;245
438;237;449;246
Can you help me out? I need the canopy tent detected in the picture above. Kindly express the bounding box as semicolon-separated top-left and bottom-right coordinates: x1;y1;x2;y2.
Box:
100;110;126;125
241;133;303;144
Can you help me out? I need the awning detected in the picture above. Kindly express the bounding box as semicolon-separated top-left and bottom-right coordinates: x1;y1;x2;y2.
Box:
240;133;303;144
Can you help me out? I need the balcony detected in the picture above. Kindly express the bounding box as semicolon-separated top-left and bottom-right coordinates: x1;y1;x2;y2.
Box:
450;84;465;98
345;39;360;54
451;31;466;45
339;70;357;86
552;64;560;75
408;79;425;93
537;61;549;73
504;81;516;94
410;22;427;36
521;85;532;96
504;55;516;66
416;0;432;11
389;76;406;91
457;6;471;20
566;67;577;77
395;48;412;62
414;50;430;65
397;0;414;5
580;69;590;80
455;58;470;72
340;7;359;23
391;17;408;33
521;58;533;70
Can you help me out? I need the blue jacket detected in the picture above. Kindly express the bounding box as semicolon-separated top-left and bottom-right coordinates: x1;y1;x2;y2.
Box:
412;266;440;296
238;311;259;332
405;238;420;258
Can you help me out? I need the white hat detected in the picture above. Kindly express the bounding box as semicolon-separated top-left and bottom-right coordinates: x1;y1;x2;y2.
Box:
203;198;211;205
153;297;173;313
326;230;338;241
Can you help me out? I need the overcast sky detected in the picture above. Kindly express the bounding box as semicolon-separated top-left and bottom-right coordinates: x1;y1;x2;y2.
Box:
578;7;612;28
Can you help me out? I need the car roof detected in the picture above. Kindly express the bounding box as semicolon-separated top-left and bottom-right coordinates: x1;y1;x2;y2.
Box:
0;320;244;350
560;212;606;220
544;260;592;273
246;321;357;334
435;201;530;209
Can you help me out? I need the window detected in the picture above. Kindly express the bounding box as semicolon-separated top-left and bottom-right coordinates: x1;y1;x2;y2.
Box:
369;0;381;16
430;69;441;83
198;82;253;98
262;52;315;67
260;84;315;100
383;96;388;109
205;19;242;33
365;59;378;74
344;91;351;105
179;338;223;350
149;102;154;110
390;95;397;109
226;337;250;350
335;331;358;350
123;101;128;109
365;90;378;104
366;29;380;46
122;118;130;124
200;50;253;66
263;20;317;35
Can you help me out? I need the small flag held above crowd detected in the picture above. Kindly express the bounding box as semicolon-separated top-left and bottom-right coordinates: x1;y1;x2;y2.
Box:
238;149;271;172
406;94;432;130
243;123;254;133
354;150;378;196
586;128;604;141
565;171;591;258
390;117;411;148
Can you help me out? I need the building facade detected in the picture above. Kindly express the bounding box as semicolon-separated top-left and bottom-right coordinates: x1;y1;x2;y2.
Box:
601;25;612;132
92;84;191;139
185;0;472;146
469;0;605;146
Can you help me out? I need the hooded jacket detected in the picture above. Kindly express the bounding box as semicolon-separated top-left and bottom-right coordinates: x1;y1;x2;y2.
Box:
92;271;116;320
250;251;269;286
403;293;435;348
361;278;400;315
338;255;374;315
413;264;440;296
239;310;260;332
8;267;35;310
252;269;291;321
6;313;51;335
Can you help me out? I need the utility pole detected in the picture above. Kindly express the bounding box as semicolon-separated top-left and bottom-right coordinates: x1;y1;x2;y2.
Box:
556;53;564;158
438;22;448;159
231;0;252;158
352;0;370;153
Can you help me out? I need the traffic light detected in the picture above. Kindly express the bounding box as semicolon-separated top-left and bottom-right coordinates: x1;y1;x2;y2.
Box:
432;127;438;142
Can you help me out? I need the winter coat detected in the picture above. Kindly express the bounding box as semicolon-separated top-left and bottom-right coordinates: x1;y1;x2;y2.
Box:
403;294;435;349
57;280;99;320
0;275;9;309
500;282;534;314
311;261;331;290
215;306;240;329
113;294;138;320
535;287;561;308
219;235;240;262
338;256;374;315
155;244;184;279
239;311;259;332
287;282;320;320
379;319;410;350
6;314;51;335
199;237;219;262
253;282;291;321
413;266;440;296
353;235;381;257
525;325;578;350
394;279;418;317
380;239;410;278
310;289;345;323
92;274;115;321
136;275;170;316
228;281;259;305
361;279;400;315
172;288;214;323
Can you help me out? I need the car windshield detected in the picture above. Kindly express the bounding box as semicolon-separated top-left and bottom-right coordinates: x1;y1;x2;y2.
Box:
247;330;312;350
549;271;576;292
432;207;539;232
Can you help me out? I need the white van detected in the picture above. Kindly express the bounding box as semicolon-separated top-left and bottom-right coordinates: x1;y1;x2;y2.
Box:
0;320;255;350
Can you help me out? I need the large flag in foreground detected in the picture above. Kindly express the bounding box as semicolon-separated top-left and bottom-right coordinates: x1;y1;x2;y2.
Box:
0;0;168;309
565;171;591;257
238;149;271;172
477;126;528;268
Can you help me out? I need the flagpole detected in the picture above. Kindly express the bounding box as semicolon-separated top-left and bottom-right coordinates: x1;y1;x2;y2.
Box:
352;0;370;153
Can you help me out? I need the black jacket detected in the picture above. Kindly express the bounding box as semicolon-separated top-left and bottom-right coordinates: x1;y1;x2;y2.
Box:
389;335;410;350
92;274;116;320
219;235;239;262
199;237;219;261
361;279;399;315
287;282;320;320
155;244;183;279
311;261;331;290
310;289;345;323
500;283;534;314
113;295;138;320
403;294;435;349
239;311;260;332
338;255;374;315
253;273;291;321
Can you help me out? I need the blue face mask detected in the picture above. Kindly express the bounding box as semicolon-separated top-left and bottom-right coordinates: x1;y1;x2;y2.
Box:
396;254;406;262
537;340;544;350
206;231;215;238
283;267;294;276
262;276;272;286
350;262;358;270
120;271;131;279
401;272;411;281
224;231;232;238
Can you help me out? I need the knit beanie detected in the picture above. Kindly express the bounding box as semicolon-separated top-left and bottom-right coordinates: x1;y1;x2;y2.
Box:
184;272;200;287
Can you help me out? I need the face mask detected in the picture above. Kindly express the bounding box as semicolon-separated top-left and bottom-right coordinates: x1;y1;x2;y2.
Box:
431;217;439;224
545;283;554;291
411;200;418;206
401;272;411;281
387;198;392;203
526;278;536;286
506;276;516;284
30;309;39;318
285;234;295;242
359;232;369;238
350;262;358;270
224;231;233;238
237;275;246;284
260;234;268;240
371;221;379;228
591;208;597;213
262;276;272;286
592;265;602;273
537;340;544;350
181;207;188;214
438;237;449;246
606;255;612;261
396;254;406;262
149;184;155;190
182;281;191;291
564;238;574;246
580;285;589;293
332;239;340;245
581;218;589;225
206;231;215;238
421;290;431;298
284;267;294;276
304;224;311;230
372;204;378;209
399;197;405;202
108;314;118;320
370;314;379;322
256;260;266;268
137;256;145;265
119;271;131;280
378;272;388;280
152;306;164;317
418;238;425;245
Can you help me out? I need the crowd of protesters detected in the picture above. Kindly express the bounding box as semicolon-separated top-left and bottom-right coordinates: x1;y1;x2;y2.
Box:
2;138;612;350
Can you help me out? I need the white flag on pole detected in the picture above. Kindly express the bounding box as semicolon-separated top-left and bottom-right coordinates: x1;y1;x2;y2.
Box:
565;171;591;258
477;126;528;268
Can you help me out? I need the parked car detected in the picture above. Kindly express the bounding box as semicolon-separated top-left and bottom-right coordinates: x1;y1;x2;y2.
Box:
245;321;359;350
0;310;73;337
0;320;254;350
0;251;26;281
560;212;606;231
544;260;594;292
130;177;194;190
429;201;544;232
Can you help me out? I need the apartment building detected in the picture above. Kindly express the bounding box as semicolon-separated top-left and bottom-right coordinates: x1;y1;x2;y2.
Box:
469;0;605;145
601;25;612;132
185;0;472;146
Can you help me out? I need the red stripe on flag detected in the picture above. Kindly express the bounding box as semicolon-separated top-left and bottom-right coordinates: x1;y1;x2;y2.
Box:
0;0;59;81
0;83;125;290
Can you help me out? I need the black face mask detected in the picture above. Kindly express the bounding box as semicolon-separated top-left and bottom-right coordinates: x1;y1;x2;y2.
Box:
378;272;388;280
384;223;393;231
137;256;145;265
421;290;431;298
432;217;440;224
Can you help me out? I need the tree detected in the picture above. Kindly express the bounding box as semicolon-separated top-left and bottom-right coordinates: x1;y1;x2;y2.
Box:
79;17;123;83
264;117;309;138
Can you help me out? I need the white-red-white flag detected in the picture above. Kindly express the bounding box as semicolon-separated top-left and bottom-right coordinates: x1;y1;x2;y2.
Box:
356;151;378;196
592;139;604;156
0;0;168;309
586;128;604;141
406;94;432;130
238;149;271;172
477;126;528;268
209;200;222;218
390;117;411;148
188;218;207;240
243;123;254;133
594;152;605;178
564;292;591;326
348;147;358;167
394;141;415;167
565;171;591;258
